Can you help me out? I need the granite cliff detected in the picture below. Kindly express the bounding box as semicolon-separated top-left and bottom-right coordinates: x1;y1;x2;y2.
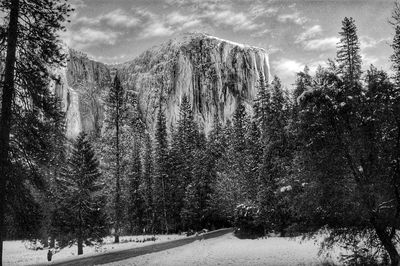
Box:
55;33;271;138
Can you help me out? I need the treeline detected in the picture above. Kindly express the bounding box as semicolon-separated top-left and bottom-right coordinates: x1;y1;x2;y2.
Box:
3;0;400;265
87;13;400;265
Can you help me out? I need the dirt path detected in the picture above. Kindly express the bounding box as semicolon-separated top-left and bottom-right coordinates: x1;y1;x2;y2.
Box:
31;228;233;266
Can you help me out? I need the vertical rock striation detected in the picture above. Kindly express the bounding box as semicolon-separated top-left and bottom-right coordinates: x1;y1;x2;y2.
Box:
51;49;111;139
118;33;271;132
55;33;270;138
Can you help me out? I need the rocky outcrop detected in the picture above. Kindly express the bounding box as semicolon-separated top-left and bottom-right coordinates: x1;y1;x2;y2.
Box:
118;33;270;132
51;50;111;139
55;33;270;138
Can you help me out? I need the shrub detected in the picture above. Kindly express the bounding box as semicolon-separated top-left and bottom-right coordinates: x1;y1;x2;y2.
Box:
234;201;264;239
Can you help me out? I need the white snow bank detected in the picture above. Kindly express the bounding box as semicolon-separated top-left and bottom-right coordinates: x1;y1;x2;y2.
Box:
104;233;343;266
3;234;186;266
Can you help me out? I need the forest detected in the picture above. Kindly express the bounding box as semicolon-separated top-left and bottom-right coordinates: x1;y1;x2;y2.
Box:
2;0;400;266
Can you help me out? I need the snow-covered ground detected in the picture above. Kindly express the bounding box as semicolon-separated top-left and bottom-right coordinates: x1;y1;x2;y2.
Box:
104;233;343;266
3;234;186;266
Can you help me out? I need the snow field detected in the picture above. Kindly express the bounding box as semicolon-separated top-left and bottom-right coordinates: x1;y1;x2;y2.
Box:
103;233;343;266
3;234;186;265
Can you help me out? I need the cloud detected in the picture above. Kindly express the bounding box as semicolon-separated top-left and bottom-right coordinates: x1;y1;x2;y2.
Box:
251;28;271;38
249;4;278;18
360;36;390;49
273;58;328;84
62;28;119;49
361;52;379;66
138;3;264;39
277;12;307;25
102;9;141;27
210;10;260;31
76;9;141;28
274;58;304;76
70;0;86;9
302;37;339;51
296;25;322;43
139;22;174;39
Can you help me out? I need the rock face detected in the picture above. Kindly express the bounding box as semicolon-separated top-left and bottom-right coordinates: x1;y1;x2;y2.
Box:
56;33;270;138
118;33;270;132
52;50;111;139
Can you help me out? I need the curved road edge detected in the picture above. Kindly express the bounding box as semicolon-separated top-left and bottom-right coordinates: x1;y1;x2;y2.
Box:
31;228;233;266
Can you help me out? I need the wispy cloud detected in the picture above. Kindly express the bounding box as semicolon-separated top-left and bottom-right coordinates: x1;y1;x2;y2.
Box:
296;25;322;43
210;10;261;31
277;12;307;25
251;28;271;38
76;9;141;28
62;28;119;49
249;4;278;18
302;37;339;51
361;52;379;66
274;58;304;76
139;22;174;39
360;36;390;49
273;58;328;85
70;0;86;9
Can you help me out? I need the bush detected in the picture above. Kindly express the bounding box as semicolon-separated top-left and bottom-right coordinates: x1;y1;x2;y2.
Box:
234;202;264;239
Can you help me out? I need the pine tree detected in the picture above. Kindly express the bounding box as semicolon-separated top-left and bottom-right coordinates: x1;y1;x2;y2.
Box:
52;132;107;256
153;98;170;233
256;76;291;235
337;17;362;84
168;95;203;231
126;140;145;234
102;74;127;243
0;1;72;262
125;90;146;234
140;134;154;233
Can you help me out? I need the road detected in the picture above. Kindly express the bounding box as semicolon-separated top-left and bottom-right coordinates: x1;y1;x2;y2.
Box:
32;228;233;266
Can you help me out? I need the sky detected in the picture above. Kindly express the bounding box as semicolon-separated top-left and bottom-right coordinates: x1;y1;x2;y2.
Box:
64;0;396;88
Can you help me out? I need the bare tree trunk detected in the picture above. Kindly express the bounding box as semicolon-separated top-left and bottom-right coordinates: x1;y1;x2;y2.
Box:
0;1;19;265
114;78;121;244
49;235;55;249
371;218;400;266
161;175;168;234
77;237;83;255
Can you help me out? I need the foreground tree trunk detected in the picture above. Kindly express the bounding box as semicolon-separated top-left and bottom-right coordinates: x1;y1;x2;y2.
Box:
114;98;120;244
77;237;83;255
0;1;20;265
371;218;400;266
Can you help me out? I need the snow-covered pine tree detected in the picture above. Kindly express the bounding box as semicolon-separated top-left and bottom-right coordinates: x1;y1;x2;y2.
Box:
141;134;154;233
337;17;362;85
125;90;146;234
102;73;128;243
152;97;170;233
170;95;200;230
0;1;72;262
256;76;291;236
52;132;107;256
126;140;145;234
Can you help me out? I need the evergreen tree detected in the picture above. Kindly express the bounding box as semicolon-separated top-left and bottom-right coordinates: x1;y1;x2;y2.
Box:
140;134;154;233
293;22;400;261
152;98;170;233
125;90;146;234
256;76;291;235
170;95;199;230
52;132;107;256
0;1;72;262
102;74;127;243
213;102;251;224
126;140;145;234
336;17;362;84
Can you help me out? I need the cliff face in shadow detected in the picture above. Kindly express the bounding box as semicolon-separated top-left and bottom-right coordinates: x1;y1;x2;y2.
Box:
54;33;270;138
51;50;111;139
